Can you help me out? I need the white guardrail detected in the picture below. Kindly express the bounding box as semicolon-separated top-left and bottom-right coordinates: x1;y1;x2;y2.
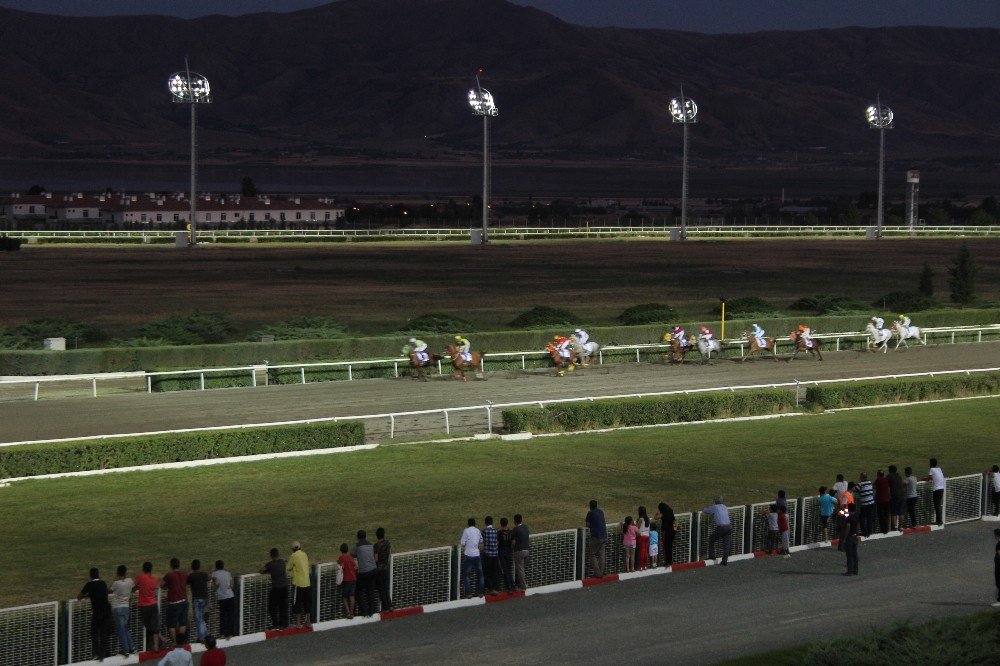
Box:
4;225;1000;242
1;324;998;401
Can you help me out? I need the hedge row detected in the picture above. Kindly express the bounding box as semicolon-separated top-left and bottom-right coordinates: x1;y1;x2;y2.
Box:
805;372;1000;409
0;421;365;479
501;389;797;433
2;308;998;376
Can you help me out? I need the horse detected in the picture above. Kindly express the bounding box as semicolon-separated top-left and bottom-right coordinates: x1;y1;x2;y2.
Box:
865;323;892;354
663;336;697;364
695;336;724;364
893;322;926;350
547;342;575;377
571;340;602;366
407;350;441;381
445;343;485;382
740;331;778;362
787;330;824;361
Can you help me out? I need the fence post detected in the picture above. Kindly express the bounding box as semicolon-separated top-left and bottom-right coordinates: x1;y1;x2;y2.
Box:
251;370;257;388
486;406;493;433
238;577;245;636
301;367;306;384
437;360;443;375
393;361;399;378
450;546;460;601
443;410;450;435
348;364;353;381
200;372;205;390
521;354;526;370
575;528;586;580
92;377;97;397
34;382;40;401
743;505;753;554
836;337;840;352
146;376;152;394
692;513;701;562
598;349;604;365
635;348;640;363
389;415;395;439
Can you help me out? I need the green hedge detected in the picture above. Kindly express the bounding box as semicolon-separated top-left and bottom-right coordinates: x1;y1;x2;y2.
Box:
805;372;1000;409
0;421;365;479
501;389;796;433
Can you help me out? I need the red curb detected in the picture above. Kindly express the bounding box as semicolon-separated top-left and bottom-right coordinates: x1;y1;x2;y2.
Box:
582;574;620;586
903;526;932;535
484;590;526;603
139;645;190;662
265;625;314;640
380;606;424;619
670;561;706;572
753;551;779;558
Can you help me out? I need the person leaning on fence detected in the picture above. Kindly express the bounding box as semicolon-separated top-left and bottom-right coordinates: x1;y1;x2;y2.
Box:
109;564;136;656
904;467;920;528
655;501;676;566
374;527;393;612
287;540;313;629
838;482;857;550
702;496;732;566
261;548;289;631
818;486;836;543
988;466;1000;517
460;517;485;598
157;631;192;666
482;516;501;595
586;499;608;578
337;543;357;619
764;504;779;554
512;514;530;590
856;473;876;538
648;522;660;567
636;506;651;570
887;465;906;532
78;567;113;661
135;561;163;652
161;558;189;645
622;516;638;573
497;517;515;591
352;530;378;616
778;505;791;558
187;560;210;644
211;560;236;639
925;458;946;526
874;469;891;534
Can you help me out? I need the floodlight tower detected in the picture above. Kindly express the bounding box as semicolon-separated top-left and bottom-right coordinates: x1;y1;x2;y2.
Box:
168;60;212;245
669;88;698;241
865;96;893;240
468;68;498;245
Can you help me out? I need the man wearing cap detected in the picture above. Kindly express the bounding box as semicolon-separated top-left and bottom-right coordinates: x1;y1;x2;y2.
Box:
287;541;312;629
404;337;429;364
751;323;766;349
453;335;472;363
671;326;690;348
702;496;732;566
553;335;572;359
574;328;589;346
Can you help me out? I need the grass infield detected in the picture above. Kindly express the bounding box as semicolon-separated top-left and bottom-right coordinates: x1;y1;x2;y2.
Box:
1;398;997;606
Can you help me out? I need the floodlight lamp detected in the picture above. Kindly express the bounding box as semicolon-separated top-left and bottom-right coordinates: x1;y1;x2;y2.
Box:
669;97;698;123
168;72;212;103
468;88;498;116
866;104;893;129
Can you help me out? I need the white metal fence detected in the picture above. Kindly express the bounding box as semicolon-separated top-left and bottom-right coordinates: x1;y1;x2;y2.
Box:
0;601;58;666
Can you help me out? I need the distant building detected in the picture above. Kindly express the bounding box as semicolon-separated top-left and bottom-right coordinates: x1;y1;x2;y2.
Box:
1;193;55;219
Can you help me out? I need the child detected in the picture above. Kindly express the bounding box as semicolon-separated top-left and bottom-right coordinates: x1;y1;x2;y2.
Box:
648;522;660;567
337;543;357;619
778;505;791;558
818;486;837;542
621;516;638;573
765;504;779;554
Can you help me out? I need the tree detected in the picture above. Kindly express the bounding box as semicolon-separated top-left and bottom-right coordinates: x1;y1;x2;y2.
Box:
947;242;979;307
925;208;949;226
26;184;46;195
918;262;934;296
969;209;994;226
241;177;258;197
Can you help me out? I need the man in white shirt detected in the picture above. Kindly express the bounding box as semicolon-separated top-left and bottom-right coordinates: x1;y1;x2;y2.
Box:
924;458;946;526
109;565;136;656
157;632;192;666
459;517;485;598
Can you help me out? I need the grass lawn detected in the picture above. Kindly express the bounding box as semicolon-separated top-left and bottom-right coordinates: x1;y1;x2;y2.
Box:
1;398;997;606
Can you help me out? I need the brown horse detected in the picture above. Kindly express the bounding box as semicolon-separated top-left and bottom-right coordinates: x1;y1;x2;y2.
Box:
663;335;697;364
740;331;778;362
445;343;485;382
408;350;440;381
787;330;824;361
547;342;575;377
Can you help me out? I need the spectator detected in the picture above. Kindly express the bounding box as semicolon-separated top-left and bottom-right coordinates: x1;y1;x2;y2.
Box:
497;517;515;591
211;560;235;639
200;636;226;666
374;527;393;612
655;501;676;566
187;560;210;644
832;474;848;501
636;506;651;570
352;530;378;616
460;518;485;597
837;482;856;550
648;522;660;567
856;473;875;537
994;529;1000;607
764;504;779;554
135;561;163;652
337;543;357;619
109;564;135;657
482;517;501;595
842;502;860;576
702;496;732;566
622;516;638;573
818;486;837;542
260;548;288;631
988;466;1000;517
77;567;112;661
778;505;791;558
874;469;891;534
512;514;530;590
924;458;945;526
287;540;313;629
585;500;608;578
775;490;788;513
887;465;906;532
160;558;189;645
157;631;191;666
904;466;920;528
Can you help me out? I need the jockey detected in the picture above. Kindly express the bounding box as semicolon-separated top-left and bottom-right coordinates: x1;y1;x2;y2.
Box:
751;323;766;348
698;326;714;343
672;326;691;348
871;316;885;330
553;335;572;359
798;324;813;348
574;328;590;346
453;335;472;362
406;337;429;363
897;313;911;330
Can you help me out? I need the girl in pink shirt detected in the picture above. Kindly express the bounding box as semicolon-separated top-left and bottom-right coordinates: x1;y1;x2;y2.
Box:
622;516;638;573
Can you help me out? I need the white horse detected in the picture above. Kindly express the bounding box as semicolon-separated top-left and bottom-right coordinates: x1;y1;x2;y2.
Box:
571;340;602;366
696;336;723;364
865;323;892;354
893;322;926;349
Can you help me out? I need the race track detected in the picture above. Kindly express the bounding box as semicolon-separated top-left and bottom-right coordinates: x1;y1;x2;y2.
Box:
3;342;998;444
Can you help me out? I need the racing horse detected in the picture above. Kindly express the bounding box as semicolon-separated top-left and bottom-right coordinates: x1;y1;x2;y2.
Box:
663;335;697;364
547;342;576;377
445;342;485;382
865;323;892;354
408;349;441;381
893;322;926;350
695;336;724;364
571;339;602;366
787;330;824;361
740;331;778;362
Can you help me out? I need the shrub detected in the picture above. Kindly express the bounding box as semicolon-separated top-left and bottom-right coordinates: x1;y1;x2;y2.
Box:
250;316;347;341
501;389;796;433
713;297;783;319
509;306;580;329
805;372;1000;409
137;311;239;345
872;291;941;312
0;318;108;349
398;313;475;334
618;303;678;326
0;235;21;251
0;420;365;479
789;294;870;315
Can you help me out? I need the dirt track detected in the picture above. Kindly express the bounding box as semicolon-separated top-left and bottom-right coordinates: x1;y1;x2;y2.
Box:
3;342;998;444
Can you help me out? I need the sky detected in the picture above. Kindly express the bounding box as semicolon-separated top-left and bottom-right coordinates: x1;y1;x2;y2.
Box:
1;0;998;32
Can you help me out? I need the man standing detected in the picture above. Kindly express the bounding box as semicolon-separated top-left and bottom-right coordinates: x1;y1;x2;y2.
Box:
352;530;378;616
109;565;136;657
904;467;920;528
874;470;891;534
287;541;313;629
260;548;288;631
887;465;906;532
187;560;210;644
160;558;189;646
497;517;515;591
374;528;393;612
585;500;607;579
211;560;235;639
702;496;732;566
482;517;500;595
512;514;530;591
925;459;946;526
655;501;676;566
78;567;112;661
993;529;1000;607
459;518;485;598
842;502;860;576
135;562;163;653
856;473;876;537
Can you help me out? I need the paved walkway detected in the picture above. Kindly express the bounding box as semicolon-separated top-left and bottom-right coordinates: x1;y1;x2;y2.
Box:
218;522;994;665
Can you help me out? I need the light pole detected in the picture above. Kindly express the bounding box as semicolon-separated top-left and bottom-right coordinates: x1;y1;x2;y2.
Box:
168;60;212;245
669;88;698;241
866;96;893;240
468;68;498;245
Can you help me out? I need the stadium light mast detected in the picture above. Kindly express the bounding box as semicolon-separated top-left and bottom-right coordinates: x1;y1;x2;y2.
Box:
168;59;212;245
669;88;698;241
468;68;498;245
866;95;893;240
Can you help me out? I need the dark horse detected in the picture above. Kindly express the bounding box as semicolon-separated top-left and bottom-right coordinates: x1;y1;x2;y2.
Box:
445;343;486;382
663;335;697;364
787;330;824;362
547;342;575;377
408;350;442;381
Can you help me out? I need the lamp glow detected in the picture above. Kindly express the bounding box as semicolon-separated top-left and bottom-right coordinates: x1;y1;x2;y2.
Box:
468;89;498;116
866;96;894;240
167;60;212;246
669;97;698;123
669;88;698;241
865;104;893;129
468;69;497;245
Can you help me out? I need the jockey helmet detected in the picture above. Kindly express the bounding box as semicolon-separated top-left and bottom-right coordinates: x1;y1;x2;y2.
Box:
898;313;905;318
553;335;561;340
454;335;462;340
408;337;416;343
700;326;709;332
871;316;877;321
673;326;681;332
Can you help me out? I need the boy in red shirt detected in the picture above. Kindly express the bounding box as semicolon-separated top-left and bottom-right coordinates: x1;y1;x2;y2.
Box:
134;561;163;652
337;543;357;619
200;636;226;666
778;506;791;558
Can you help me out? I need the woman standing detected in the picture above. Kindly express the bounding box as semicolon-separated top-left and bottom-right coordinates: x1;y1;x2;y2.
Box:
621;517;638;573
655;502;676;566
636;506;651;570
